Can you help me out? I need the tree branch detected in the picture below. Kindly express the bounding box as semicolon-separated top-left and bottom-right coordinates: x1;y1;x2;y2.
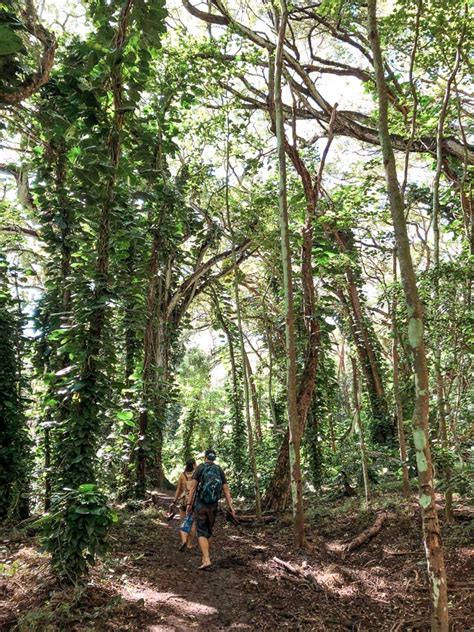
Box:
167;238;251;318
0;0;57;106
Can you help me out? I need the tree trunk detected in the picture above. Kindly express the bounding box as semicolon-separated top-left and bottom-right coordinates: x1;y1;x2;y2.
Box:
337;341;352;422
46;143;72;506
44;426;51;512
226;187;262;517
138;316;169;494
263;286;320;510
124;243;138;385
367;2;448;628
351;356;371;507
392;251;410;497
274;0;305;546
432;43;463;525
243;348;262;440
137;231;160;497
211;288;247;489
150;309;171;490
264;321;279;432
121;242;138;496
263;3;330;512
335;230;392;444
264;429;292;511
64;1;133;489
328;414;337;454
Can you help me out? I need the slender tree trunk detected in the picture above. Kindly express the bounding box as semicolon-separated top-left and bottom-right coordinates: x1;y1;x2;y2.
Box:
328;413;337;454
392;250;410;497
211;286;247;486
122;242;138;496
138;319;169;494
335;230;392;443
232;288;262;518
263;309;320;511
264;320;279;432
351;356;371;507
243;348;262;440
225;130;262;518
432;41;463;524
368;3;448;628
218;309;239;412
150;311;171;489
46;143;71;507
44;426;51;512
124;243;138;385
274;0;305;546
137;231;160;497
337;340;352;422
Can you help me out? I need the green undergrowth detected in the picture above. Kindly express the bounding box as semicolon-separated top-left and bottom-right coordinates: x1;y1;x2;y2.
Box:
308;489;412;521
15;587;125;632
442;520;473;548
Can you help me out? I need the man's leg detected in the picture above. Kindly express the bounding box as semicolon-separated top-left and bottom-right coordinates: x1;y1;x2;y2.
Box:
195;501;212;567
198;536;211;567
199;504;217;567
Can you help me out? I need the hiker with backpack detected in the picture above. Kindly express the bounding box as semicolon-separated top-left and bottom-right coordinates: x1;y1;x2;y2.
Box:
171;458;197;551
186;449;236;570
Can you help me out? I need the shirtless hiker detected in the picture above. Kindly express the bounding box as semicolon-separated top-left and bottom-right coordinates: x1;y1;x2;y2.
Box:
186;449;236;570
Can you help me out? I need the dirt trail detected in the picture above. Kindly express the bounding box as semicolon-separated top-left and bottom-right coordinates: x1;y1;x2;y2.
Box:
92;492;473;631
1;492;472;630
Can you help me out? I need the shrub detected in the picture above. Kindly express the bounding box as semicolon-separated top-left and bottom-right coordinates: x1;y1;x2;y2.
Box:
41;483;117;583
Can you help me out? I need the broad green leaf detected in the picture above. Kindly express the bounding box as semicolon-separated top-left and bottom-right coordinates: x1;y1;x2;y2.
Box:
0;26;23;56
78;483;97;493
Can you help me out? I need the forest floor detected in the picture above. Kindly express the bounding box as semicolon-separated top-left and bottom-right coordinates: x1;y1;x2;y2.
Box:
1;491;472;631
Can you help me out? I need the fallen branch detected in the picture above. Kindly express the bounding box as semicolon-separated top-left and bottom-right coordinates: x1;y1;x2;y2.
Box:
272;556;301;576
345;511;387;553
272;556;321;590
224;510;275;525
1;224;40;238
15;513;42;526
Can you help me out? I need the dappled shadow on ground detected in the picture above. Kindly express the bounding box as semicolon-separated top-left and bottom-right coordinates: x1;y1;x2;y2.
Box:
1;493;472;631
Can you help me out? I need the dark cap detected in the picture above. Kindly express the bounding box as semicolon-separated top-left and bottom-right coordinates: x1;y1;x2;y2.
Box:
205;449;216;461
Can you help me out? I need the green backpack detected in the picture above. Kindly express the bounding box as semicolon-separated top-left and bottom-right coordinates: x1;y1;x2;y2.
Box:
197;463;223;504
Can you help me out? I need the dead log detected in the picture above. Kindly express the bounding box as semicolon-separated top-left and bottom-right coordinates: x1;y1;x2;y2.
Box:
453;506;473;521
345;511;387;553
